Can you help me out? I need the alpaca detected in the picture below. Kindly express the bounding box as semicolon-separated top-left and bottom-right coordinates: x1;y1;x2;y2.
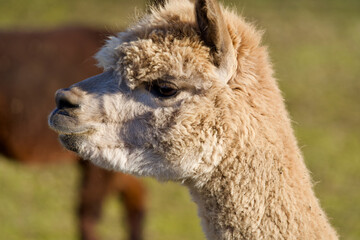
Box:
49;0;338;239
0;27;146;240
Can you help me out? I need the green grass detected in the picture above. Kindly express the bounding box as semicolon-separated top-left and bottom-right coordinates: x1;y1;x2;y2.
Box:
1;0;359;239
0;160;78;240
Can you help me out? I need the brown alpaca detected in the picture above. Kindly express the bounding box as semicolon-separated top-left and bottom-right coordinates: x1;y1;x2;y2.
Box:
49;1;338;239
0;27;145;240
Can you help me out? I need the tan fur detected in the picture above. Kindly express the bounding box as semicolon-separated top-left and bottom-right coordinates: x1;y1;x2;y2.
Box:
49;0;338;239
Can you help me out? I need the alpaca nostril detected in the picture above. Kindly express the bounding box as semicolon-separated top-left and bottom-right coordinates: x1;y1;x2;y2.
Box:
55;88;81;110
57;98;79;109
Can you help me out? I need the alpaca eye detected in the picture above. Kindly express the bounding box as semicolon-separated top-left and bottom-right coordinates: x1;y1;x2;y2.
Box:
148;81;178;98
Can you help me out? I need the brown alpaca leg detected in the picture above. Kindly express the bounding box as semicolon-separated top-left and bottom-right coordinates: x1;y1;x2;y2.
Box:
77;160;109;240
114;174;146;240
77;160;146;240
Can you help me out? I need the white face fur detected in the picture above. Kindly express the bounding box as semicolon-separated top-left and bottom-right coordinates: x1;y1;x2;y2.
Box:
49;0;236;183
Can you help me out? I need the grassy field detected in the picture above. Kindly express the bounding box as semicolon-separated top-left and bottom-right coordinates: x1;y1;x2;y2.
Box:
0;0;359;239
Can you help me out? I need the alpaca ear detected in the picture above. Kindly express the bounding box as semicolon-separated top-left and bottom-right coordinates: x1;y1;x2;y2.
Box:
195;0;237;83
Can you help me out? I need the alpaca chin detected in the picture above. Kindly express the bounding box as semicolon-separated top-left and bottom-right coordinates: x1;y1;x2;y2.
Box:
58;134;83;153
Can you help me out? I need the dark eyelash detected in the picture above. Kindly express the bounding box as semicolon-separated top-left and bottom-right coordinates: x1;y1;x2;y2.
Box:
146;80;179;98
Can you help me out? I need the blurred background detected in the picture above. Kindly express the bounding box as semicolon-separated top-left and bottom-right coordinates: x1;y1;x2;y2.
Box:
0;0;359;239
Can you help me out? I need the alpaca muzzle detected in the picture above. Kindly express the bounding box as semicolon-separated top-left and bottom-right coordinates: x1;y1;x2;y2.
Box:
48;88;90;135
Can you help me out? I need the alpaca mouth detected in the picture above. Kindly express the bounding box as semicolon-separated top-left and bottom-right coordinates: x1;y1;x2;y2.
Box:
48;108;91;135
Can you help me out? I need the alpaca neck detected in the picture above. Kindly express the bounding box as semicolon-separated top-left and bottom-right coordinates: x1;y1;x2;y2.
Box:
187;149;338;240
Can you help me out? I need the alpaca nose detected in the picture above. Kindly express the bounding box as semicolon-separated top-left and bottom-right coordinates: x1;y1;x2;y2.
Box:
55;88;81;110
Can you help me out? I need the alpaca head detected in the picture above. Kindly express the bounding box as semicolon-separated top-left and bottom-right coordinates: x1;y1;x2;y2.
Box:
49;0;241;182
